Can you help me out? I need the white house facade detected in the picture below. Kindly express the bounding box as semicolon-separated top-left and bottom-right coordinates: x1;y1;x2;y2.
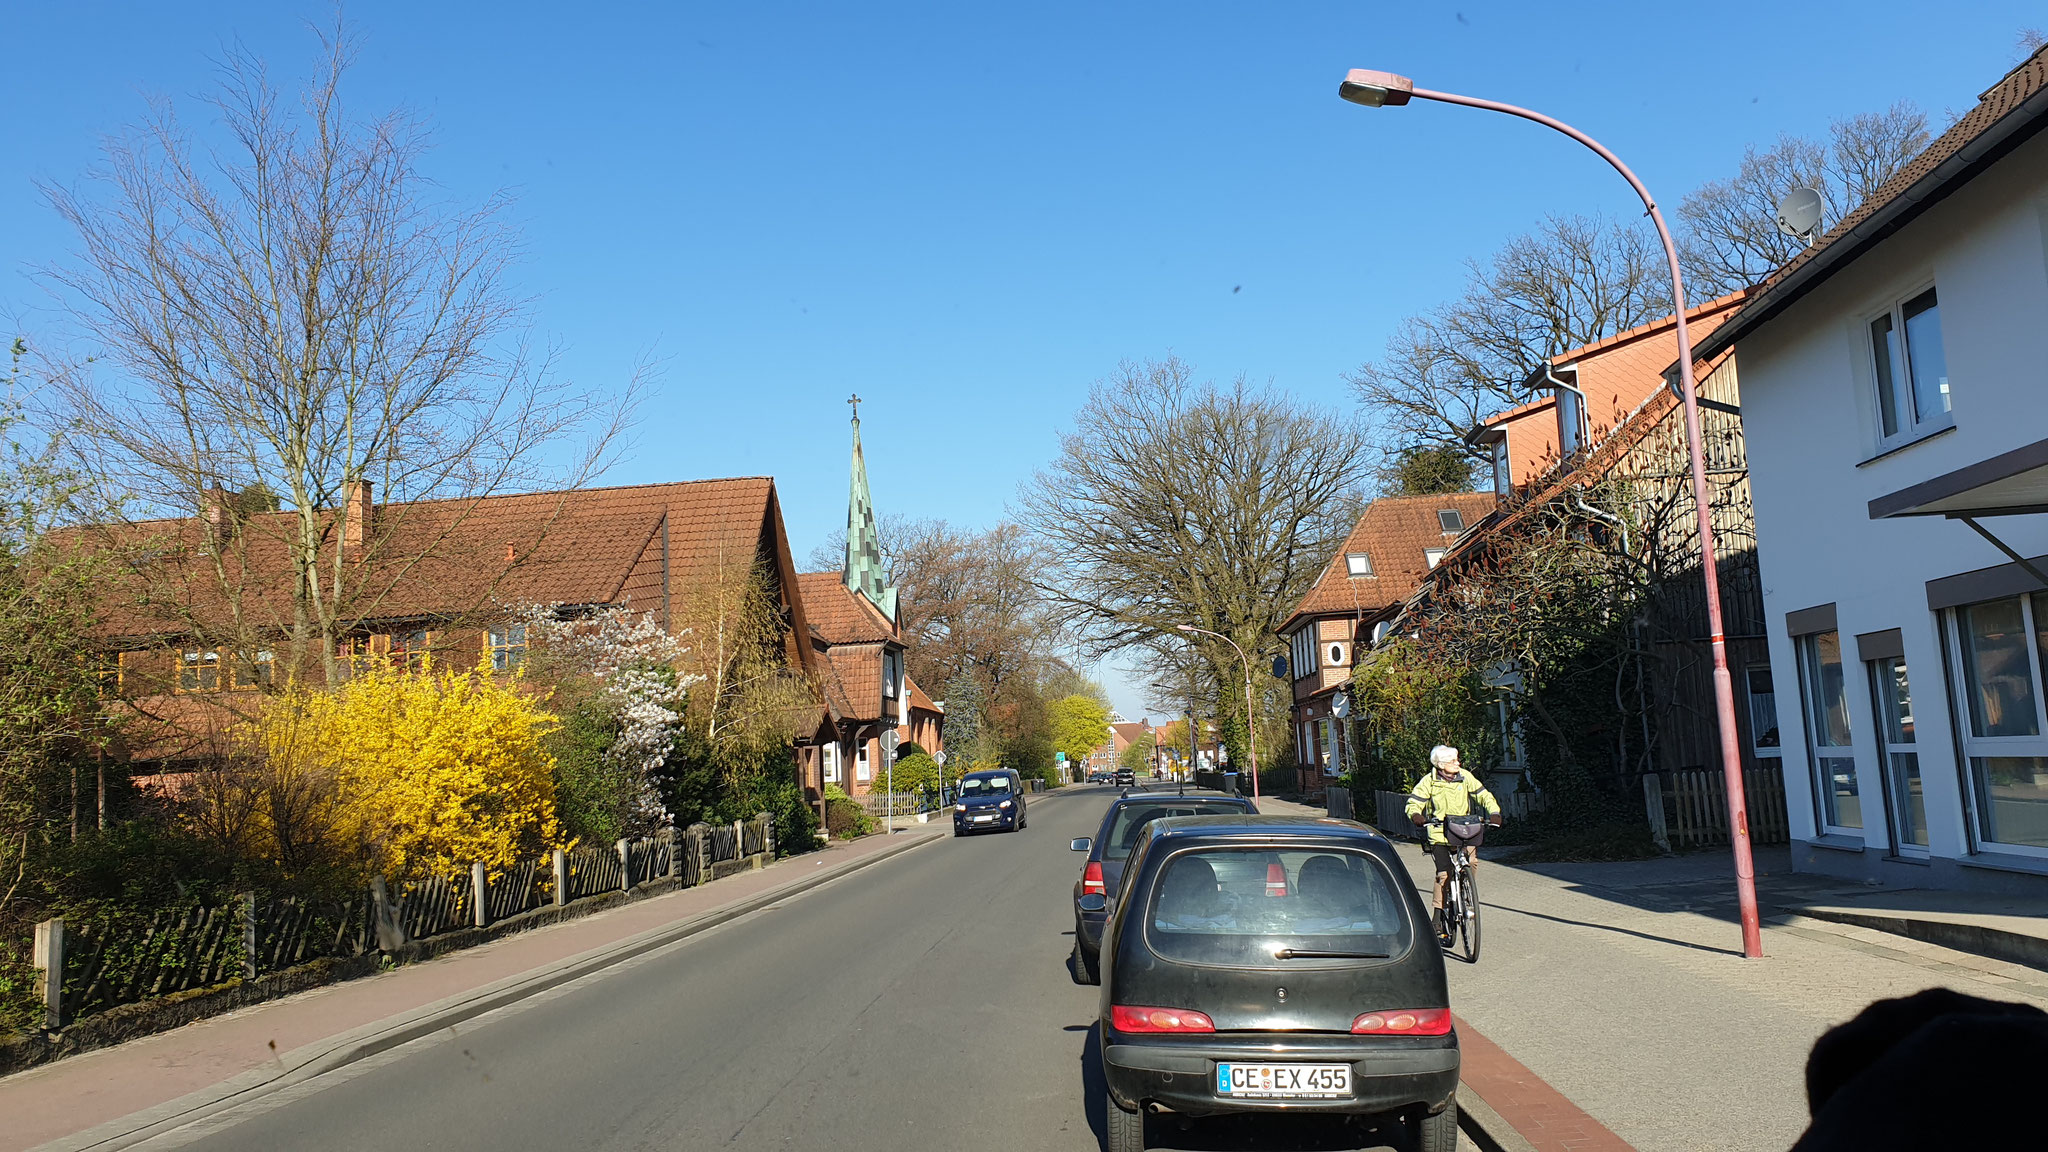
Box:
1697;50;2048;892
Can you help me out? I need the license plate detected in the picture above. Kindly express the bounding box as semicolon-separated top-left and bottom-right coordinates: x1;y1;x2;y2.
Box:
1216;1063;1350;1098
973;814;996;822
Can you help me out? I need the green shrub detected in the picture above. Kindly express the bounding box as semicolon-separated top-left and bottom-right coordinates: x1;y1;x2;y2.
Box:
823;785;877;838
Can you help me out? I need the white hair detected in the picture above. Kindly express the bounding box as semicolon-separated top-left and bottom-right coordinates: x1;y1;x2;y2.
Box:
1429;745;1460;767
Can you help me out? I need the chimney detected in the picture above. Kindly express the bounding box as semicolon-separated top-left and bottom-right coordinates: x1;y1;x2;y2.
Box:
343;480;373;549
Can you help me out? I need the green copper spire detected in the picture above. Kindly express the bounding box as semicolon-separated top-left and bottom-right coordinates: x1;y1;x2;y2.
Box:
845;395;897;622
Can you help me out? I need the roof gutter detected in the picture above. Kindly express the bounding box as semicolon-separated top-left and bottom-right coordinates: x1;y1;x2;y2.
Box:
1693;82;2048;364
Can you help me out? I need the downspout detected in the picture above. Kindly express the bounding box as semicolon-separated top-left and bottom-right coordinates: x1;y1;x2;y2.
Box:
1570;490;1629;556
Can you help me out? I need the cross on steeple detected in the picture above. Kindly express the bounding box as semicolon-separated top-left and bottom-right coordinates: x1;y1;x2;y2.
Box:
848;393;862;420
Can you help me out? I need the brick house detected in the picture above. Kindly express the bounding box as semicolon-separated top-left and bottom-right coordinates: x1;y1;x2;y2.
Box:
1278;492;1495;794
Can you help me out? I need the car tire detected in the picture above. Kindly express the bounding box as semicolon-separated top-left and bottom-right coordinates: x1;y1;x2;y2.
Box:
1414;1102;1458;1152
1073;936;1099;985
1105;1090;1146;1152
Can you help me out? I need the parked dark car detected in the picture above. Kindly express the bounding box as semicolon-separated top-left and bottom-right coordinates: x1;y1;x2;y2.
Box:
1084;815;1458;1152
1070;790;1257;984
1088;771;1113;785
952;769;1026;835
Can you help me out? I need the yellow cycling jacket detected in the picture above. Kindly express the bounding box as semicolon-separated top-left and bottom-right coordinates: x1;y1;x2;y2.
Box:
1404;770;1501;846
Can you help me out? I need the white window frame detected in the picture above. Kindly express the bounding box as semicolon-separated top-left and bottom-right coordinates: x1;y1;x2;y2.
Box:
1423;548;1446;569
1491;438;1511;498
1437;509;1465;534
1325;641;1347;668
883;651;900;699
1318;717;1338;777
1345;552;1373;577
1865;283;1952;452
823;743;840;784
1945;593;2048;857
856;741;872;782
1868;654;1929;856
1291;628;1316;682
1795;630;1864;836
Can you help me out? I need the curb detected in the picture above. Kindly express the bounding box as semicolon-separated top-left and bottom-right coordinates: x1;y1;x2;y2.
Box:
1459;1086;1540;1152
32;830;944;1152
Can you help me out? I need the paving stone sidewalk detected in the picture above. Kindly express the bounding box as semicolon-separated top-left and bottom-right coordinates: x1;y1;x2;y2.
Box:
1259;794;2048;1151
0;829;940;1152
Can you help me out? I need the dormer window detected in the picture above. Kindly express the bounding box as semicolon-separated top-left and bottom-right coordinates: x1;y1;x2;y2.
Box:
883;651;900;699
1437;509;1465;534
1557;382;1586;456
1491;439;1510;498
1345;552;1373;577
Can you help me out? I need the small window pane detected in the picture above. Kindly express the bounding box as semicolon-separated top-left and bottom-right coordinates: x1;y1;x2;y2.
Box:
1973;757;2048;848
1424;548;1446;569
1746;665;1780;751
1557;388;1584;455
1491;440;1510;497
1901;289;1949;423
1820;757;1863;829
1345;553;1373;577
1871;313;1902;437
1437;509;1465;533
1802;632;1852;747
1891;751;1928;847
1878;658;1914;745
1960;598;2040;738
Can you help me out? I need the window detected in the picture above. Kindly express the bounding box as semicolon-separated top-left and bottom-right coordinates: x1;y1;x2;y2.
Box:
1870;287;1951;443
232;650;274;691
856;742;872;782
1796;630;1861;831
1325;641;1347;667
489;624;528;671
1494;693;1526;768
884;651;900;699
1437;509;1465;534
179;650;221;693
1345;552;1373;577
1746;665;1781;759
1491;439;1511;499
823;743;840;784
1557;386;1586;456
1291;628;1316;681
1870;656;1928;852
1318;718;1339;776
1424;548;1446;569
389;628;432;671
1950;593;2048;850
96;652;123;697
1144;848;1411;967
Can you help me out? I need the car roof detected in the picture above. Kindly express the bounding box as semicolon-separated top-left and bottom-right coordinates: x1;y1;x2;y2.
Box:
1108;790;1250;809
1140;813;1391;846
962;769;1013;779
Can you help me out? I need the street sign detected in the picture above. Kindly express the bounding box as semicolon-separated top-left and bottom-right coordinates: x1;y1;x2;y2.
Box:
1055;751;1066;762
933;750;947;766
881;729;900;756
1332;691;1351;719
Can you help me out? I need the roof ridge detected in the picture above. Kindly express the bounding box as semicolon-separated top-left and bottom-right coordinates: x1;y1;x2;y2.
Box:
1550;290;1751;366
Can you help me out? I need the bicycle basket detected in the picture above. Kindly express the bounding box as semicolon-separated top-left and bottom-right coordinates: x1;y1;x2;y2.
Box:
1444;815;1488;846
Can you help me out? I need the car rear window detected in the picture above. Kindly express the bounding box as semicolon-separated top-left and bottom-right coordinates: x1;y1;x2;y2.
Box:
1103;803;1246;859
1145;848;1411;965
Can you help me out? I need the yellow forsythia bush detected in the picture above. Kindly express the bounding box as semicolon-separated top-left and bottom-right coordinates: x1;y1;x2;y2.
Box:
268;657;562;879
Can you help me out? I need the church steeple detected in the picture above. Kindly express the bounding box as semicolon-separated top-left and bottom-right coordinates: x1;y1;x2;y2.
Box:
844;395;897;622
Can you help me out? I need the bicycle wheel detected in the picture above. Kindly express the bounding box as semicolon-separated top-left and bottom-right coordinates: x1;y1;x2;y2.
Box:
1460;864;1481;964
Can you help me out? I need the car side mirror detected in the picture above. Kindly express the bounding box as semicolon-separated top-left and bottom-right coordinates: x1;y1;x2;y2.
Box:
1078;893;1108;913
1070;837;1092;852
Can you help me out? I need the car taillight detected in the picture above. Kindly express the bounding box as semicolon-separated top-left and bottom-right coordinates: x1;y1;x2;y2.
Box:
1112;1005;1216;1033
1265;861;1288;898
1351;1008;1453;1036
1082;861;1106;896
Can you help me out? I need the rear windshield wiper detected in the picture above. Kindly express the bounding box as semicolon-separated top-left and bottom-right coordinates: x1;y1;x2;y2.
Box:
1271;948;1391;960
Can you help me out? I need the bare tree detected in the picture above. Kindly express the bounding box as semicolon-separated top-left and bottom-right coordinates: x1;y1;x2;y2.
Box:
38;29;636;685
1676;103;1930;297
1022;356;1370;770
1348;215;1667;473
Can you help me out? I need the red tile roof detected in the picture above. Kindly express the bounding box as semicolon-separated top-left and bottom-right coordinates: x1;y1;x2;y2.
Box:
1697;46;2048;362
1280;492;1497;633
795;572;897;644
905;674;942;716
826;642;886;722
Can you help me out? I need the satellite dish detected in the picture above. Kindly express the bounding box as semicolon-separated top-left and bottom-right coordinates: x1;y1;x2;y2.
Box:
1332;691;1352;720
1775;187;1824;243
1271;654;1290;679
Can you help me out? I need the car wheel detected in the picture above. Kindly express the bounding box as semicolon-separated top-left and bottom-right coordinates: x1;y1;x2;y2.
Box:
1072;934;1100;985
1414;1102;1458;1152
1105;1088;1146;1152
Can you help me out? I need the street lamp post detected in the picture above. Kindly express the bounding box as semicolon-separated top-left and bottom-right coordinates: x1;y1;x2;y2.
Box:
1335;68;1763;958
1178;625;1260;802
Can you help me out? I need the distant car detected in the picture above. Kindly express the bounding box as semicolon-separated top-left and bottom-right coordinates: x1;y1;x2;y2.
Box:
952;769;1026;836
1068;790;1256;983
1088;771;1113;785
1087;815;1458;1152
1114;767;1135;787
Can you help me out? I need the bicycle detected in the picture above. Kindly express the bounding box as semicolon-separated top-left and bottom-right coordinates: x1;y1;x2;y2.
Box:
1426;816;1488;963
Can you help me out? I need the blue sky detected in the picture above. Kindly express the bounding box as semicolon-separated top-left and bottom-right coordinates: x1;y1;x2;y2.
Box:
4;2;2040;719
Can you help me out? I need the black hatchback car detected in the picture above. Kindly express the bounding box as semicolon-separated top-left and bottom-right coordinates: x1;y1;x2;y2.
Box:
1084;815;1458;1152
1069;790;1257;983
951;768;1026;835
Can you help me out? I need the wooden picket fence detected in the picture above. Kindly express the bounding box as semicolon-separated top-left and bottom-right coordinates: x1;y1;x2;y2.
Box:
1656;764;1790;849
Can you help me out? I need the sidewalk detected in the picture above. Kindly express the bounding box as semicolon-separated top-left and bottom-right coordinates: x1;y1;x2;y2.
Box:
1261;794;2048;1151
0;828;942;1152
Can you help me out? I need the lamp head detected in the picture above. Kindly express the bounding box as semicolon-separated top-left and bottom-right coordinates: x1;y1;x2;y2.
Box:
1338;69;1414;108
1176;624;1196;633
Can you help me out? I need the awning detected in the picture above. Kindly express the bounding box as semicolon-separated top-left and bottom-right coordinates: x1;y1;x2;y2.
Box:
1868;436;2048;519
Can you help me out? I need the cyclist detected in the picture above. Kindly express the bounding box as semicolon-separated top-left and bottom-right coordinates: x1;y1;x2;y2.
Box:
1405;744;1501;947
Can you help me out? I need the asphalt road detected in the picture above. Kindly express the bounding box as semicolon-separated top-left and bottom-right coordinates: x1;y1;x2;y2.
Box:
155;786;1462;1152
